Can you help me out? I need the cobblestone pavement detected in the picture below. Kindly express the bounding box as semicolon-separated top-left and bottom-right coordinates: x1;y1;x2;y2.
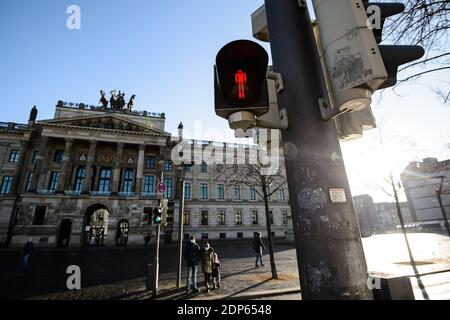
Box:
27;247;300;300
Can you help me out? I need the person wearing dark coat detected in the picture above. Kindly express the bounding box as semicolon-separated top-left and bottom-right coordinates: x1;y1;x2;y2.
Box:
184;236;201;294
22;237;34;269
253;232;266;268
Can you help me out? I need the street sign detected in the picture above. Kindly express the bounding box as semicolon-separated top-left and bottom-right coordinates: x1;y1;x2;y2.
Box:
157;182;167;194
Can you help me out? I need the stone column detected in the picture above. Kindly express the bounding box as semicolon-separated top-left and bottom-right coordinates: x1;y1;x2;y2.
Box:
57;139;73;193
135;144;146;194
30;136;48;192
82;140;97;194
111;142;124;194
12;140;29;194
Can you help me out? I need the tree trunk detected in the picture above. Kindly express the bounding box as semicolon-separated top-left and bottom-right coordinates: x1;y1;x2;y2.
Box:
263;182;278;279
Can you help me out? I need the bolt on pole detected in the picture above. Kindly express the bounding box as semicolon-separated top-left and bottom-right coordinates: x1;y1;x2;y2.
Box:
264;0;373;299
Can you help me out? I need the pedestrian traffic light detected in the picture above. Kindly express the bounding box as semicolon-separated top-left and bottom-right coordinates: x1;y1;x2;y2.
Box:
215;40;270;130
312;0;424;113
152;207;162;224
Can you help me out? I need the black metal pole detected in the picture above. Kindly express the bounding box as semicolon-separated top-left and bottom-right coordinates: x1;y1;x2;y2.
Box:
265;0;372;299
152;171;163;298
177;178;186;287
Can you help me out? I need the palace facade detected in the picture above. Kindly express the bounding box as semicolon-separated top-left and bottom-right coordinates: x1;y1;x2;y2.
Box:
0;101;292;247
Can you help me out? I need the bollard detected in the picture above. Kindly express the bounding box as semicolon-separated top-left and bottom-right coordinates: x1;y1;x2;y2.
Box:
146;264;154;292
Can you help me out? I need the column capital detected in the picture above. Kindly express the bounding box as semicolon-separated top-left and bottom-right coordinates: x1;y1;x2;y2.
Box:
117;142;125;150
139;144;146;151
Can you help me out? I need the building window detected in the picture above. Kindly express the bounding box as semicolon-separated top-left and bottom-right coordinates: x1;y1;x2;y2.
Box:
144;175;154;193
74;166;85;192
25;173;33;192
278;189;285;201
251;210;259;225
282;210;288;224
184;165;191;172
48;171;60;191
0;176;13;194
164;178;173;198
201;211;209;226
200;162;208;173
250;186;257;200
235;210;243;225
233;185;241;200
183;210;191;225
237;232;243;239
146;156;155;169
123;169;134;192
184;182;191;199
31;151;38;164
201;233;208;240
164;160;173;172
98;168;112;192
33;206;47;225
200;183;208;199
220;233;226;239
269;211;274;225
9;149;20;162
218;210;226;225
217;184;225;200
53;150;64;162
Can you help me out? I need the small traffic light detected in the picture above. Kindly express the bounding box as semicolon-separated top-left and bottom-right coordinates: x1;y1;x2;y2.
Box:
215;40;270;130
152;207;162;224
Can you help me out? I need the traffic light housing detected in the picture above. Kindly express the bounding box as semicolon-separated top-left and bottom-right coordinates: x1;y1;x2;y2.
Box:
152;207;162;224
215;40;270;130
312;0;425;113
363;1;425;90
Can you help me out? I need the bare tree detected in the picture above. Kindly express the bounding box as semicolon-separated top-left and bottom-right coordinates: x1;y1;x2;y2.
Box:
215;154;287;280
381;0;450;102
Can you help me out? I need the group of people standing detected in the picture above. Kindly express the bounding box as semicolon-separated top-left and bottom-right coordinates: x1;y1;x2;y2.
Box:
184;232;267;295
184;236;221;294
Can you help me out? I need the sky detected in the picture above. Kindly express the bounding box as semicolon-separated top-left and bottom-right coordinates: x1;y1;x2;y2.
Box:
0;0;449;203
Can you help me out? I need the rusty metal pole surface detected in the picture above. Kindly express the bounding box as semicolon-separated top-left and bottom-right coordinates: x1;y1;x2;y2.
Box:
265;0;372;299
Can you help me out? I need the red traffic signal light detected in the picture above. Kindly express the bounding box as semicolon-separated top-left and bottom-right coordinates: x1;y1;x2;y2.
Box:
215;40;270;120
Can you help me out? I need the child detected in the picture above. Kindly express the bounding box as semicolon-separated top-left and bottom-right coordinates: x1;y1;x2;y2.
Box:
212;251;221;289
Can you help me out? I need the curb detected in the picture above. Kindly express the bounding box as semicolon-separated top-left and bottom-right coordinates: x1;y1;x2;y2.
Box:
192;287;301;300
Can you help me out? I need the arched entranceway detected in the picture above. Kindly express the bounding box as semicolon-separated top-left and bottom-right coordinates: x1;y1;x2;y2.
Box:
57;219;72;247
116;220;129;246
82;204;110;247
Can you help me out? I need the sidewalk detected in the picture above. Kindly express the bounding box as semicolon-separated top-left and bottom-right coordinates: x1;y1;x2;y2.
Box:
26;251;301;300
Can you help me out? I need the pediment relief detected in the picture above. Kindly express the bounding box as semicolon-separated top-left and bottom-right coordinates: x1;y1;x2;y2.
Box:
41;115;167;135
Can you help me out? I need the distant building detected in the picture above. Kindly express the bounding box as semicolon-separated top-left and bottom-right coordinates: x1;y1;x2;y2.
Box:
353;195;412;235
373;202;412;232
353;195;378;236
401;157;450;233
0;100;292;247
